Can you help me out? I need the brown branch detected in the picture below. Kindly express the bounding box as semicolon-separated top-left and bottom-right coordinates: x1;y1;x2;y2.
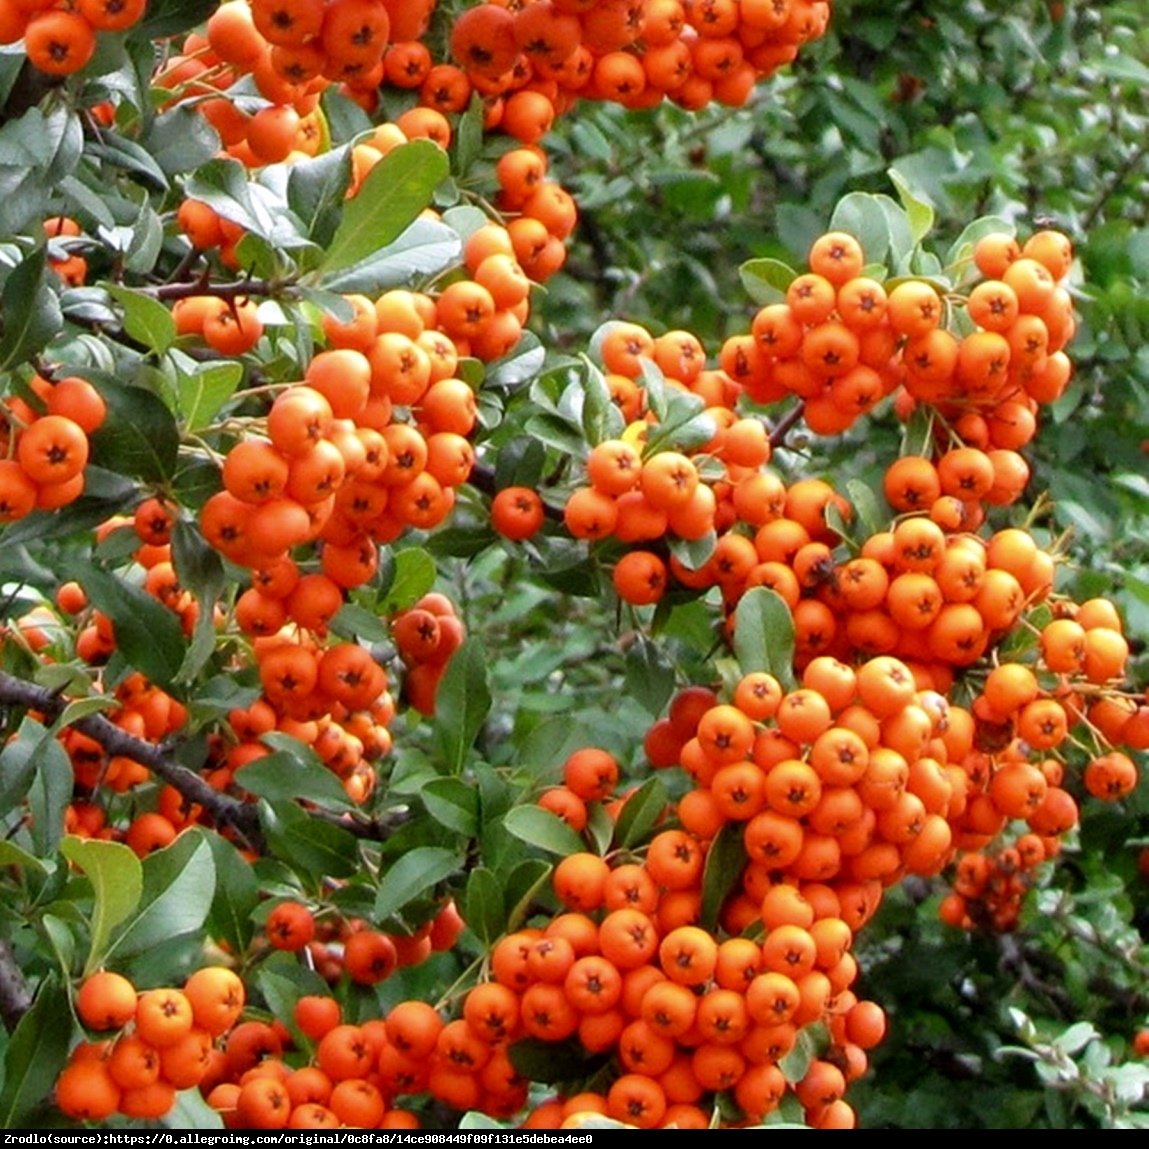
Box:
0;669;263;850
768;401;806;449
0;670;408;848
0;938;31;1029
141;278;290;302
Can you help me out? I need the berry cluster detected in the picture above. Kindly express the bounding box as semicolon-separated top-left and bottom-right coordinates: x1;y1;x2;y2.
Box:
1;0;147;77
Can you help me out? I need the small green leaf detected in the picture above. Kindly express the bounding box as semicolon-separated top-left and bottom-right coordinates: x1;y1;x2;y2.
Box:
504;858;552;932
320;140;449;275
69;563;186;690
701;822;748;931
138;0;217;38
142;106;221;177
830;192;893;266
0;975;74;1126
330;603;390;643
204;832;259;955
889;168;935;245
236;750;356;814
455;93;485;175
580;356;623;445
49;696;116;734
503;806;586;857
375;846;460;922
733;586;796;688
740;257;797;305
463;866;506;945
105;284;175;355
845;478;885;537
87;370;181;483
318;217;461;294
0;248;62;374
176;359;244;432
104;830;216;963
0;717;54;816
185;158;302;246
612;776;670;851
288;145;352;247
26;731;73;856
422;778;479;837
60;837;143;975
624;636;675;716
508;1037;602;1086
432;639;492;774
379;547;437;613
261;800;360;881
0;840;47;873
485;332;545;390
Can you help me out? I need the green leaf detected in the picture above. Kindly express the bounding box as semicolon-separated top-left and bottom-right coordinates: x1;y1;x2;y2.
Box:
138;0;217;38
26;730;73;856
0;248;62;374
236;749;356;814
830;192;892;266
740;257;797;306
497;860;548;935
106;284;176;355
0;975;74;1126
261;799;360;881
580;356;623;445
204;832;259;955
503;805;586;857
319;140;449;275
374;847;460;922
612;776;670;851
379;547;437;613
287;146;353;248
0;717;54;816
422;777;480;837
888;168;935;245
508;1037;602;1086
69;563;186;690
49;696;117;735
89;135;169;191
104;830;216;962
0;840;47;874
845;478;885;538
701;822;748;931
144;107;221;179
485;331;546;390
318;217;461;294
624;635;675;716
733;586;796;688
330;603;390;643
163;1088;225;1130
455;93;485;176
463;866;506;945
87;370;181;483
432;639;492;774
176;359;244;432
185;158;303;247
60;837;143;975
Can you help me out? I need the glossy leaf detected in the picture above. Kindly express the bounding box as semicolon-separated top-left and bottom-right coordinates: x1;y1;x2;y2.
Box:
503;806;586;857
432;639;492;774
733;586;797;689
374;847;460;922
0;976;73;1126
319;140;449;274
60;837;143;975
105;830;216;962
